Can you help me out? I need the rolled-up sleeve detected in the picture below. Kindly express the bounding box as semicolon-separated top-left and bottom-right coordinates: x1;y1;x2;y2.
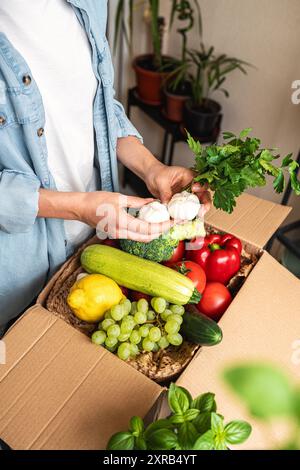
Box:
113;99;143;143
0;170;41;234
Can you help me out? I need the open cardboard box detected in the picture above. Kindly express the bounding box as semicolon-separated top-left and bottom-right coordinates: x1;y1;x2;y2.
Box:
0;193;299;450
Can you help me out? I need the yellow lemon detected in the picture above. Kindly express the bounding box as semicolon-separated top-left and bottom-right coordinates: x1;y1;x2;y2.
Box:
67;274;123;323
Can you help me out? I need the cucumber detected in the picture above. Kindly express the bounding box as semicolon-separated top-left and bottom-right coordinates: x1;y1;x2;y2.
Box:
81;244;200;305
182;305;223;346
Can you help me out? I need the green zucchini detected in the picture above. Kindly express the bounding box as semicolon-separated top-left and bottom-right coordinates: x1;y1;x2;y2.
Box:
182;305;223;346
81;244;200;305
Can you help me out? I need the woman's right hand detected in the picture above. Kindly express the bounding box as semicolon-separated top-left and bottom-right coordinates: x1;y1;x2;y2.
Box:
77;191;173;242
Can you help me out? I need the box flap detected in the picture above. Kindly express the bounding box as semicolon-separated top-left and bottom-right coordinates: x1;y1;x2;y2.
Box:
177;253;300;449
0;305;162;450
206;193;291;248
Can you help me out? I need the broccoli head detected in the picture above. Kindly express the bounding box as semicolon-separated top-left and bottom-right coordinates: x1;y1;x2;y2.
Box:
119;219;205;262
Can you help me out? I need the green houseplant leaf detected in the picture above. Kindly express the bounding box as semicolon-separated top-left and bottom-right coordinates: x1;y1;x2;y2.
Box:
107;431;135;450
191;392;217;412
193;430;215;450
168;383;191;415
224;364;294;418
224;420;252;444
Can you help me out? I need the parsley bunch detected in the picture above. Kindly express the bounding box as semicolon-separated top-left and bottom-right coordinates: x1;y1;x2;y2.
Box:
187;128;300;213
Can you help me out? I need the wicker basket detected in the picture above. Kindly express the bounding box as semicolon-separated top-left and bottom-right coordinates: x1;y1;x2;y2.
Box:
46;238;257;383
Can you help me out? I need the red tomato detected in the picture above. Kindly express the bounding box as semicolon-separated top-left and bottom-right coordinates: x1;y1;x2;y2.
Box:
172;261;206;294
163;241;185;266
197;282;232;321
119;286;129;297
131;291;152;303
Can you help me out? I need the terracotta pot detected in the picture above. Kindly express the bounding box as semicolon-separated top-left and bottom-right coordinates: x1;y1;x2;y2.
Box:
163;84;191;122
183;99;222;138
133;54;171;106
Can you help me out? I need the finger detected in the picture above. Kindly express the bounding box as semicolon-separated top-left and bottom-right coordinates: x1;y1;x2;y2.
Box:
160;189;173;204
198;190;212;216
117;230;163;243
124;196;155;208
192;182;209;193
126;214;174;236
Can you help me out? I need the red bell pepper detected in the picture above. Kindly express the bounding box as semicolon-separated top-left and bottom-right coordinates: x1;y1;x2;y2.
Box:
186;233;242;284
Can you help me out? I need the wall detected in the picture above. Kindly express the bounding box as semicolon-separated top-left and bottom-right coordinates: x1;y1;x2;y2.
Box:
109;0;300;224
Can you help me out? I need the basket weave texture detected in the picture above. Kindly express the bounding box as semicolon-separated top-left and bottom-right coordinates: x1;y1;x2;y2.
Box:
46;238;257;382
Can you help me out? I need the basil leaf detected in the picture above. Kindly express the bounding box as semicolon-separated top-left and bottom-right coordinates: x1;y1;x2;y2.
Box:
168;383;190;415
129;416;144;437
169;413;185;424
178;422;198;450
211;412;224;434
144;419;173;438
192;392;217;413
193;412;212;434
184;408;200;421
135;436;147;450
193;430;215;450
146;429;178;451
224;364;293;418
106;432;135;450
224;420;252;444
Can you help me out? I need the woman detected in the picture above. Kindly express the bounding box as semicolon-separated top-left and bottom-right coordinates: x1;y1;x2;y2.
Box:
0;0;210;331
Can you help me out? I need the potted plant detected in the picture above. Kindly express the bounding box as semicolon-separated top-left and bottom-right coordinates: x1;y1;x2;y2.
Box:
163;0;201;122
114;0;172;105
183;44;250;137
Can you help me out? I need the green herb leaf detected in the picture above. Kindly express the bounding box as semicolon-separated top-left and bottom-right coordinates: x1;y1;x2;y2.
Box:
135;435;147;450
144;419;173;438
193;429;215;450
192;392;217;413
129;416;144;437
146;429;178;451
184;408;200;421
106;431;135;450
224;363;293;418
224;420;252;444
193;411;212;434
168;383;190;415
169;413;185;425
178;422;198;450
211;412;224;434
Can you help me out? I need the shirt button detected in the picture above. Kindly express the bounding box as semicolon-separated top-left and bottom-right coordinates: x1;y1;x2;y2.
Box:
0;116;6;125
37;127;44;137
22;75;32;86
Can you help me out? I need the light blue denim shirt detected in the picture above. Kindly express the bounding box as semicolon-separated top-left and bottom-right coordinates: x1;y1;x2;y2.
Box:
0;0;141;326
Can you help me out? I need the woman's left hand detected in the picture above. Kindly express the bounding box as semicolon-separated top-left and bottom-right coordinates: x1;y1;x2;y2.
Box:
145;163;212;215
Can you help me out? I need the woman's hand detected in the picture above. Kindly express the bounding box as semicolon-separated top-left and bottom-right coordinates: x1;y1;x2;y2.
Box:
38;189;173;242
145;162;212;215
77;191;173;242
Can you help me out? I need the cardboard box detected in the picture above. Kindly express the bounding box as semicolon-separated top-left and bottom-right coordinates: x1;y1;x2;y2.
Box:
0;193;299;450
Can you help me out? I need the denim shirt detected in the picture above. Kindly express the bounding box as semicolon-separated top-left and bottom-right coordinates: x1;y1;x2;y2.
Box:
0;0;141;326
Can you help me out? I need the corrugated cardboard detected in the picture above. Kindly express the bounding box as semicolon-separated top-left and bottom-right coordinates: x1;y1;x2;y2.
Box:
206;193;291;248
0;193;298;450
0;305;161;450
176;252;300;449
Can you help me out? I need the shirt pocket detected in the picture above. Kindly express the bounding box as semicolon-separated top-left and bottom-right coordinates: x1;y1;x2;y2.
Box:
0;80;38;129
